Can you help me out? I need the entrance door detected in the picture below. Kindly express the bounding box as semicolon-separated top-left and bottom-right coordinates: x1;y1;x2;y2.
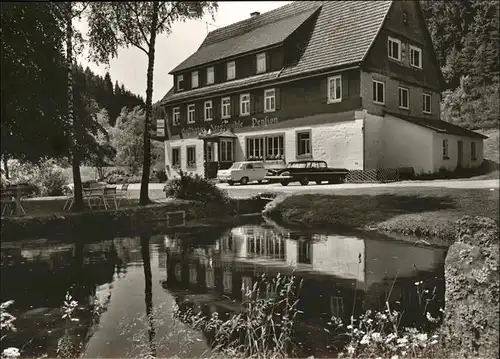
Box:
206;143;214;162
457;140;463;168
204;142;218;179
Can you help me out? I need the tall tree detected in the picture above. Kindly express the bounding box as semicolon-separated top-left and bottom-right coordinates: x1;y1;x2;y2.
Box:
86;1;218;205
1;2;69;163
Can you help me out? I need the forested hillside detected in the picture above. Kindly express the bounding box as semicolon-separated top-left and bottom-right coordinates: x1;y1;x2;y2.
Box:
75;65;144;126
421;0;499;131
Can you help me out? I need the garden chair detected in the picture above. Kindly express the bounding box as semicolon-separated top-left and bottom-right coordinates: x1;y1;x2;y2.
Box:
1;192;16;216
86;186;106;210
115;183;129;207
103;186;118;210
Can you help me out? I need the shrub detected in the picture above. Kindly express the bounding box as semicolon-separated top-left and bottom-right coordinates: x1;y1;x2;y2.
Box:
8;159;69;196
155;169;167;183
163;171;229;203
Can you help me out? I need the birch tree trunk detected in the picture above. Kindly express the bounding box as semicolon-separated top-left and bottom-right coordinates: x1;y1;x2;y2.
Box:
66;1;84;211
139;2;160;205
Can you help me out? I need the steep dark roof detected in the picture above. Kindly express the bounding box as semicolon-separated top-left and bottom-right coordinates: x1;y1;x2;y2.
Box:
386;112;488;139
162;0;393;104
170;6;321;73
280;0;392;77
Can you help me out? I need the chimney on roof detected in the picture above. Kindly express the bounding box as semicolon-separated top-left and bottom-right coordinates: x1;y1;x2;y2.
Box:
250;11;260;17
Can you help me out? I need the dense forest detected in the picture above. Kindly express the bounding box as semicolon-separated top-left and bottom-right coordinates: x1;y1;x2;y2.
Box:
421;0;499;131
76;65;144;126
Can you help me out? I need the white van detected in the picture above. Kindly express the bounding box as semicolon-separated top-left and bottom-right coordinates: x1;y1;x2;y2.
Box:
217;161;267;185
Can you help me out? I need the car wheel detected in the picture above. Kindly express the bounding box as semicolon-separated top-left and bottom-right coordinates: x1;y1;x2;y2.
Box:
300;177;309;186
240;177;249;185
281;180;290;186
257;180;263;184
228;180;234;186
315;180;322;185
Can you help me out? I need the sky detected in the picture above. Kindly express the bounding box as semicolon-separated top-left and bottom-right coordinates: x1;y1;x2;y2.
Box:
75;1;291;103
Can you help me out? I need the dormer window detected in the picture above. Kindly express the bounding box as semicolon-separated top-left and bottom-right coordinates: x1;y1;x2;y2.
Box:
177;75;184;91
227;61;235;80
256;53;266;73
388;37;401;61
191;71;199;88
207;67;214;85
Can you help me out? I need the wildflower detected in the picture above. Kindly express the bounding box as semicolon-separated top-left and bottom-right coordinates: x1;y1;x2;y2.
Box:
360;335;370;345
416;333;428;342
385;333;397;343
426;312;440;323
396;337;408;347
431;340;438;345
347;325;353;330
371;332;382;342
391;355;399;359
347;345;355;354
366;318;373;325
2;347;20;358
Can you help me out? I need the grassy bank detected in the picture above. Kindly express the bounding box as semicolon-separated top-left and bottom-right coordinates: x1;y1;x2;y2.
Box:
264;187;499;244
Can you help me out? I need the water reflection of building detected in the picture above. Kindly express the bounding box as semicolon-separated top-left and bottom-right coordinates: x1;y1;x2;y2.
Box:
163;225;446;323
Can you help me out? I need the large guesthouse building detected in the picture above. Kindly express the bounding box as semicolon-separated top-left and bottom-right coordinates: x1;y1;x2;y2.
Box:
156;0;486;179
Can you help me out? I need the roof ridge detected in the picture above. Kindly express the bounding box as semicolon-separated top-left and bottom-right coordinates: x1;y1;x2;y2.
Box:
200;1;323;48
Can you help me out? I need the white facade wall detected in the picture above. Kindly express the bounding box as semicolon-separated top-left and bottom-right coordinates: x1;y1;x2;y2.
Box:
165;117;365;178
164;138;205;178
235;119;364;169
432;132;484;172
364;113;434;173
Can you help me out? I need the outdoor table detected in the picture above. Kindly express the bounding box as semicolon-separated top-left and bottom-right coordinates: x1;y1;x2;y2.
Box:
0;184;32;216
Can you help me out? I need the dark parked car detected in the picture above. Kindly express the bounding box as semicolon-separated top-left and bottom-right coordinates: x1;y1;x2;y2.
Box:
266;160;349;186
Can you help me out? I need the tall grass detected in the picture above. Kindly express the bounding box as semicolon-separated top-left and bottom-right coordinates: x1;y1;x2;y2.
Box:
174;273;303;359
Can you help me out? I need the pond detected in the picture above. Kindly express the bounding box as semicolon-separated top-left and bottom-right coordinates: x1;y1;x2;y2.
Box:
0;221;447;358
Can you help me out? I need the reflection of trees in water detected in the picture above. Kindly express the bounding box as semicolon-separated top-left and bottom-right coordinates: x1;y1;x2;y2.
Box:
0;238;121;358
141;236;156;358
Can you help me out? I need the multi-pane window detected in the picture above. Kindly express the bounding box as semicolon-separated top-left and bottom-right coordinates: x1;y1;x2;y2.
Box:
221;97;231;119
176;75;184;90
422;93;432;114
207;66;214;84
256;53;266;73
220;139;233;162
186;146;196;167
264;88;276;112
205;268;214;288
388;37;401;61
398;87;409;109
372;80;385;104
297;131;311;157
240;93;250;116
189;265;197;284
187;104;195;123
223;271;232;294
410;45;422;69
227;61;235;80
327;75;342;103
246;137;265;160
172;107;180;125
471;142;477;160
191;71;199;88
266;135;284;159
204;100;212;121
442;139;449;159
172;147;180;166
